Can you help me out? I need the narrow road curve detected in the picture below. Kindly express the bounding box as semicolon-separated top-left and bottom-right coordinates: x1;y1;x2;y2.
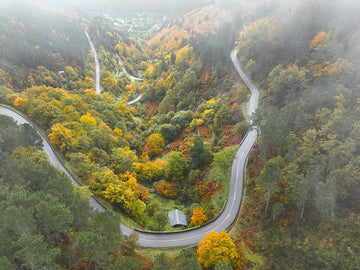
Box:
85;32;142;104
120;49;259;247
118;57;144;105
0;48;259;247
118;57;143;81
0;106;106;212
230;49;259;122
127;94;143;105
85;31;101;94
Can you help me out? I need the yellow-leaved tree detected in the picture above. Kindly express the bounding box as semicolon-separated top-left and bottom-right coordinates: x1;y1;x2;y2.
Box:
190;207;208;227
90;170;149;219
48;123;78;152
197;230;240;268
144;133;165;158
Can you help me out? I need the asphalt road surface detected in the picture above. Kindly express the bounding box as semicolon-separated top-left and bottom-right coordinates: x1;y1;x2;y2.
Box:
85;31;101;94
127;94;143;105
0;106;106;212
0;48;259;247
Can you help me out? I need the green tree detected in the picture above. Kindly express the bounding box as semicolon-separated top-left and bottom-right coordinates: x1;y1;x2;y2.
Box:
189;136;205;169
109;256;142;270
159;123;178;143
92;212;122;249
73;231;110;269
153;252;172;270
110;147;135;174
68;152;99;178
12;233;61;270
0;256;17;270
315;180;337;222
268;64;308;107
271;202;285;220
175;249;201;270
257;161;283;214
215;260;232;270
122;232;139;256
245;58;258;78
145;199;161;216
165;151;189;182
0;85;13;103
153;211;168;230
214;102;232;129
34;194;74;237
214;146;238;170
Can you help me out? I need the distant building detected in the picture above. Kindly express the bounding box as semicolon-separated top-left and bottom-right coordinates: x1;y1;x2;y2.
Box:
168;209;188;227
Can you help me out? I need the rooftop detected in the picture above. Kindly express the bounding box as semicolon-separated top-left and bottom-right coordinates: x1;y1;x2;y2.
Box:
168;209;188;227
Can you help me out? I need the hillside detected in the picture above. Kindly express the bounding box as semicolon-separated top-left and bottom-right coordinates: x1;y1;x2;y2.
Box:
0;1;254;268
232;0;360;268
0;4;88;90
1;0;359;269
147;4;237;55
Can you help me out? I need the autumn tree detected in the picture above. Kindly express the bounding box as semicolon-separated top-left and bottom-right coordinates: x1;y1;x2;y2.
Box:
48;123;77;152
144;133;165;158
310;31;330;50
190;207;208;227
110;147;137;174
133;160;164;182
154;181;177;199
197;231;239;268
90;170;148;217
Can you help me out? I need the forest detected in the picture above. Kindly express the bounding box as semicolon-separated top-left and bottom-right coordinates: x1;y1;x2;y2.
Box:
233;0;360;269
0;0;359;269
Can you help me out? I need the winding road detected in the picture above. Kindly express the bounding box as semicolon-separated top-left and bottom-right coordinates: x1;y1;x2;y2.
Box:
0;48;259;247
0;106;106;212
85;31;101;94
118;57;144;105
84;32;143;104
118;58;143;82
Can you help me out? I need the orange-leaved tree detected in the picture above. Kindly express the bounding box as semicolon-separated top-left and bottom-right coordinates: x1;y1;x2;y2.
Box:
190;207;208;227
310;31;329;50
154;181;177;198
197;230;239;268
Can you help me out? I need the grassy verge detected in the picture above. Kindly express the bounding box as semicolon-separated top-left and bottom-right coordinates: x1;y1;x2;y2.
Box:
201;145;239;219
229;148;265;269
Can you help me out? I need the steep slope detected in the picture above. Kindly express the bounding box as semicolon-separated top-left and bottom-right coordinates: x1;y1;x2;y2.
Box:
147;5;236;55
